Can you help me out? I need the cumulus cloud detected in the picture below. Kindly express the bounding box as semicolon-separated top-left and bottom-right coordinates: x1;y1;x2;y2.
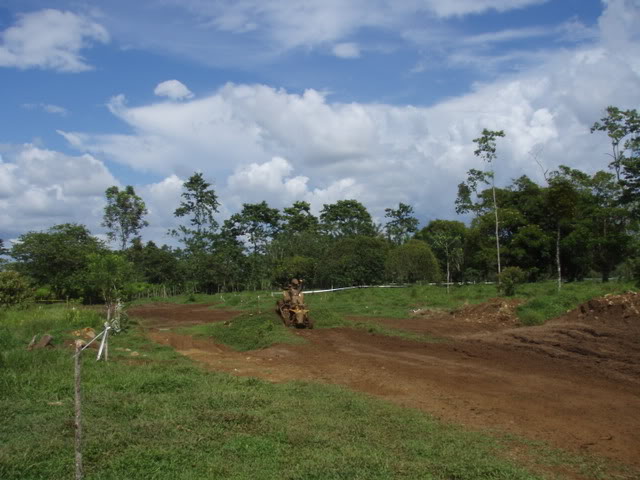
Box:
53;0;640;230
154;80;194;100
0;9;109;72
0;146;188;246
0;145;118;239
224;156;365;212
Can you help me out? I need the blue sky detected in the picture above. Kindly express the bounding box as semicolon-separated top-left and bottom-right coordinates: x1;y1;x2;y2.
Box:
1;0;639;246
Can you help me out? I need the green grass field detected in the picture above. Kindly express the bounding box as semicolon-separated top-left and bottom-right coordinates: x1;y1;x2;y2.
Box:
142;280;636;325
0;305;545;480
3;282;637;479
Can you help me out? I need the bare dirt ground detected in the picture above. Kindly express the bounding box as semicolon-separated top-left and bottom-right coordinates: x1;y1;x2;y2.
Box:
130;294;640;471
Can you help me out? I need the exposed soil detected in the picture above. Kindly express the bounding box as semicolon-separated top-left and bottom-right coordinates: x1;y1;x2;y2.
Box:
131;295;640;472
130;303;241;328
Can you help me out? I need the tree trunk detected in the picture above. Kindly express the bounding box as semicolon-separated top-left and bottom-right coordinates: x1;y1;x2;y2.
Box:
601;265;610;283
446;257;450;295
556;224;562;292
492;184;501;282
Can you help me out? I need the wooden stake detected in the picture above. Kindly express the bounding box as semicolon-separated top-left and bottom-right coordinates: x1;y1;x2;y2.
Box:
74;340;84;480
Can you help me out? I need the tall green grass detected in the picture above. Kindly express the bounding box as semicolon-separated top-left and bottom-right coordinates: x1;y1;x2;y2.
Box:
0;305;547;480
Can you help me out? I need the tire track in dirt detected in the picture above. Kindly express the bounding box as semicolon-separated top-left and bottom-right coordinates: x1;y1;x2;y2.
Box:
131;299;640;470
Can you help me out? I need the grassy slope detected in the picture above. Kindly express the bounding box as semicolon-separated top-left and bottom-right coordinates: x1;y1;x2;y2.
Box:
153;280;636;325
0;306;542;480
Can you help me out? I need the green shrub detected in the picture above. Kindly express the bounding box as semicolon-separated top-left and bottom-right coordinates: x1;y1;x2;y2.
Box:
34;285;54;301
497;267;526;296
0;271;34;308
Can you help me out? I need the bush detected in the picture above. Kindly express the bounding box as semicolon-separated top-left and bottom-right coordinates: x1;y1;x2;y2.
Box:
0;271;34;308
385;240;440;284
497;267;526;296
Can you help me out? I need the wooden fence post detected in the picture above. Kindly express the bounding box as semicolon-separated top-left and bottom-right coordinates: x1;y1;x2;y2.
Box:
74;340;84;480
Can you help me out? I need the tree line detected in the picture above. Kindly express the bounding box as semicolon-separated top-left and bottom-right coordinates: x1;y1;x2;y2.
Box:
0;106;638;304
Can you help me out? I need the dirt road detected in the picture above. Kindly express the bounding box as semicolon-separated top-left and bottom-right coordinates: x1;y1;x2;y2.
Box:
130;295;640;470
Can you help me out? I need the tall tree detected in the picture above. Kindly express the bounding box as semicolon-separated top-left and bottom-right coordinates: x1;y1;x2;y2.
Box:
417;220;465;292
545;175;578;290
320;199;376;238
318;236;389;287
282;201;319;234
0;239;7;270
126;239;182;286
171;172;220;246
384;203;419;245
591;106;640;217
224;201;281;289
225;201;281;256
591;106;638;181
102;186;149;250
456;129;505;281
10;224;105;298
385;239;440;284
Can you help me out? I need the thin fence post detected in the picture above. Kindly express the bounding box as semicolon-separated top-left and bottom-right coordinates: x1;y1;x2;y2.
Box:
74;341;84;480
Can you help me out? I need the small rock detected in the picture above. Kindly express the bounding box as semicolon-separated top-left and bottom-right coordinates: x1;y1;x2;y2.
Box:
130;351;140;357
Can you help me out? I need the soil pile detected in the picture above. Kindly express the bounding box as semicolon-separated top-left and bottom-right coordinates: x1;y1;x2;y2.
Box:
482;292;640;384
130;303;240;329
450;297;522;328
393;298;522;336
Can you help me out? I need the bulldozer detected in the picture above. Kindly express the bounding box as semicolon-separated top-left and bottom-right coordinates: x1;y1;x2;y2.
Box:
276;279;313;329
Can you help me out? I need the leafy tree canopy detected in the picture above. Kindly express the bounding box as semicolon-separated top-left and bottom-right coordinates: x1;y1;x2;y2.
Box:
171;172;220;249
10;223;105;298
384;203;419;245
282;201;319;234
102;185;149;250
385;239;440;284
320;199;376;238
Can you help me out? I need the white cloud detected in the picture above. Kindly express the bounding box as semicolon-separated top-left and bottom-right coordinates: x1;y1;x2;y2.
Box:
0;9;109;72
112;0;551;63
461;26;553;46
154;80;194;100
423;0;549;17
22;103;69;116
0;145;118;238
51;0;640;232
332;42;361;59
137;174;185;243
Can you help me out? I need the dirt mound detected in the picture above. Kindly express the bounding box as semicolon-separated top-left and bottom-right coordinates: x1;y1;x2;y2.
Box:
481;292;640;385
451;297;522;326
396;298;522;336
560;291;640;329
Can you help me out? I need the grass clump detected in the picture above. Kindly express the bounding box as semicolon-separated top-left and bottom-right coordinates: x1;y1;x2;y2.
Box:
182;311;306;351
